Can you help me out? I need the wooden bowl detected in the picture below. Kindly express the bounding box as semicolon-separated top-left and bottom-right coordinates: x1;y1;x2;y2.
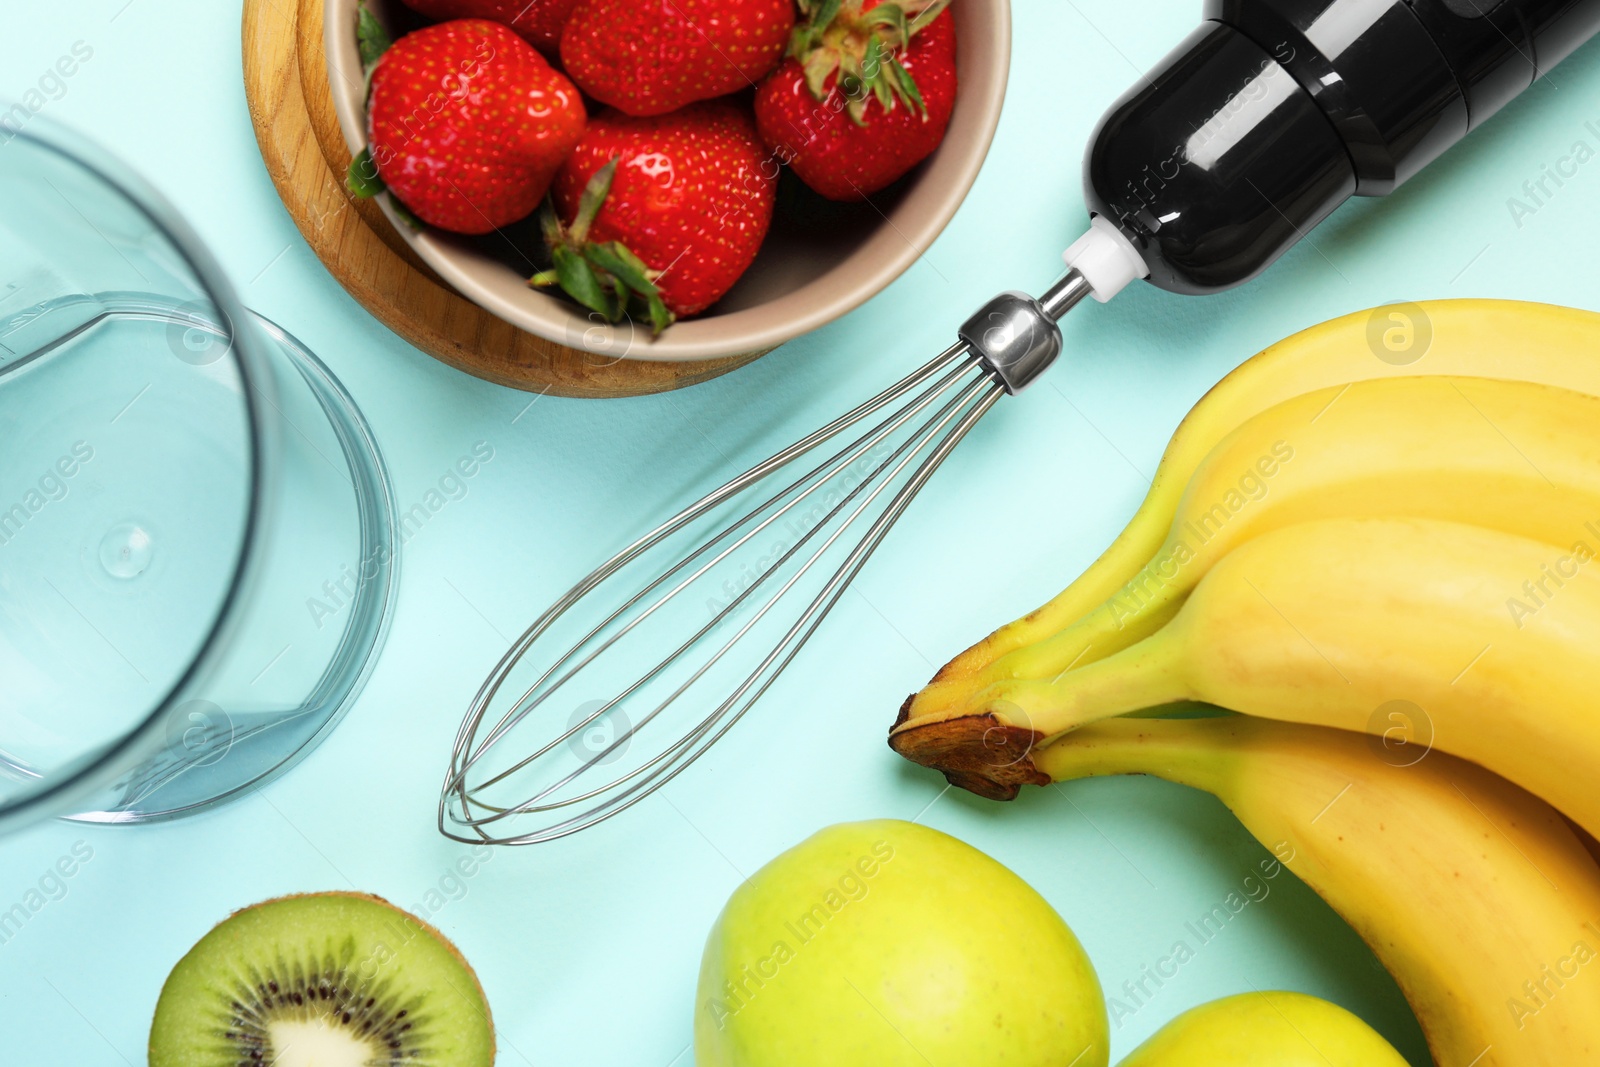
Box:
323;0;1012;363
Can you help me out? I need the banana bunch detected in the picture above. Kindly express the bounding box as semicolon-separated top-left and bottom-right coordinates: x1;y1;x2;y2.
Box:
890;299;1600;822
1034;715;1600;1067
915;298;1600;693
885;299;1600;1065
1117;990;1409;1066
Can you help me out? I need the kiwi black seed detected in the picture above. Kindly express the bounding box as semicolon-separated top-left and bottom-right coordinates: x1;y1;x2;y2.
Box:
148;892;494;1067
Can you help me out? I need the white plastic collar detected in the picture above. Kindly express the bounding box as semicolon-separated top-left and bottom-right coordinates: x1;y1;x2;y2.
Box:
1062;215;1149;303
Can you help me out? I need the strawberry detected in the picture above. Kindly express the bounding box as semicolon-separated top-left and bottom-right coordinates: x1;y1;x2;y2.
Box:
534;102;777;328
560;0;795;117
396;0;581;55
358;19;586;235
754;0;957;201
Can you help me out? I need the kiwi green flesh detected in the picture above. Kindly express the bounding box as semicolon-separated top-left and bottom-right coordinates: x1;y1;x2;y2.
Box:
149;893;494;1067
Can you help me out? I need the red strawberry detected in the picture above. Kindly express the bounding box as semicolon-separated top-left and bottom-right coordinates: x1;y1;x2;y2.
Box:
362;19;586;234
396;0;581;55
560;0;795;117
534;102;777;327
754;0;957;201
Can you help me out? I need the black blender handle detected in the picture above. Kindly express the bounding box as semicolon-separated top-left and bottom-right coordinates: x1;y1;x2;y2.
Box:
1081;0;1600;295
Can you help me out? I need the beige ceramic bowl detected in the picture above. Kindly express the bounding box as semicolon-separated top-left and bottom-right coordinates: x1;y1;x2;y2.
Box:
326;0;1010;362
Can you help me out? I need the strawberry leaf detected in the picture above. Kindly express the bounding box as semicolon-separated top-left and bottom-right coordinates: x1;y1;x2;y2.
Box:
572;158;619;246
789;0;842;55
890;58;926;115
388;195;424;231
550;245;619;321
346;148;385;198
790;0;942;112
534;170;677;335
356;5;392;73
584;242;676;335
907;0;951;33
864;37;891;97
539;200;565;248
638;289;674;336
802;47;840;99
583;242;649;290
811;0;844;35
860;3;909;40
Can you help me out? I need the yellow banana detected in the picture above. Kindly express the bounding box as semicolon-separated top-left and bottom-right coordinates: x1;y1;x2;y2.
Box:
904;516;1600;838
912;375;1600;719
1035;715;1600;1067
925;300;1600;701
1116;991;1408;1066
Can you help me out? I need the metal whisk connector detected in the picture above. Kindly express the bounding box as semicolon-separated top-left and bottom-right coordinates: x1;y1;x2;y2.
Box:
440;271;1092;844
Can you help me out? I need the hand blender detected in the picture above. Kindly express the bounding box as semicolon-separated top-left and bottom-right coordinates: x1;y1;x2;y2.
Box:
443;0;1600;844
995;0;1600;384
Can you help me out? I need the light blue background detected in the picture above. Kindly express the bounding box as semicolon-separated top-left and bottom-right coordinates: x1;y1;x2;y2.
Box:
4;1;1599;1062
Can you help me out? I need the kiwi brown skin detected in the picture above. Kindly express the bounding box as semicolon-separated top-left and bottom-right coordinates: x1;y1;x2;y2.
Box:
149;890;496;1067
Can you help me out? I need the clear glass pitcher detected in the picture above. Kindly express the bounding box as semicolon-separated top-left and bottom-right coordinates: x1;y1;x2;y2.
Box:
0;115;397;829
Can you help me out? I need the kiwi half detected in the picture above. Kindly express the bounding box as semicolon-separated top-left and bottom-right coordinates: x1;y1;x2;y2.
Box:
149;892;495;1067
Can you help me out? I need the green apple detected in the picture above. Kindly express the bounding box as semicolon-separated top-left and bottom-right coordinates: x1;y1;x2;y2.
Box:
1120;992;1409;1066
694;819;1108;1066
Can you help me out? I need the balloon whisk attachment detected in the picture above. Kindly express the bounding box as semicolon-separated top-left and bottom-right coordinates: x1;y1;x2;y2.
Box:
440;271;1092;844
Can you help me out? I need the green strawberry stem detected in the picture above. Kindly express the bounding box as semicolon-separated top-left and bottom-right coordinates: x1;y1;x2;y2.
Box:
530;159;675;336
790;0;950;122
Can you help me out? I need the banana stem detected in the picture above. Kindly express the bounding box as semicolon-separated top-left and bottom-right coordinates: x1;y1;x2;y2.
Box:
979;626;1192;740
1032;715;1242;798
914;551;1190;721
1010;573;1186;676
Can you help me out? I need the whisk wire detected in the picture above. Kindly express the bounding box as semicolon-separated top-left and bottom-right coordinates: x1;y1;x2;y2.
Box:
445;343;972;788
447;345;977;795
468;353;991;819
441;340;1011;844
